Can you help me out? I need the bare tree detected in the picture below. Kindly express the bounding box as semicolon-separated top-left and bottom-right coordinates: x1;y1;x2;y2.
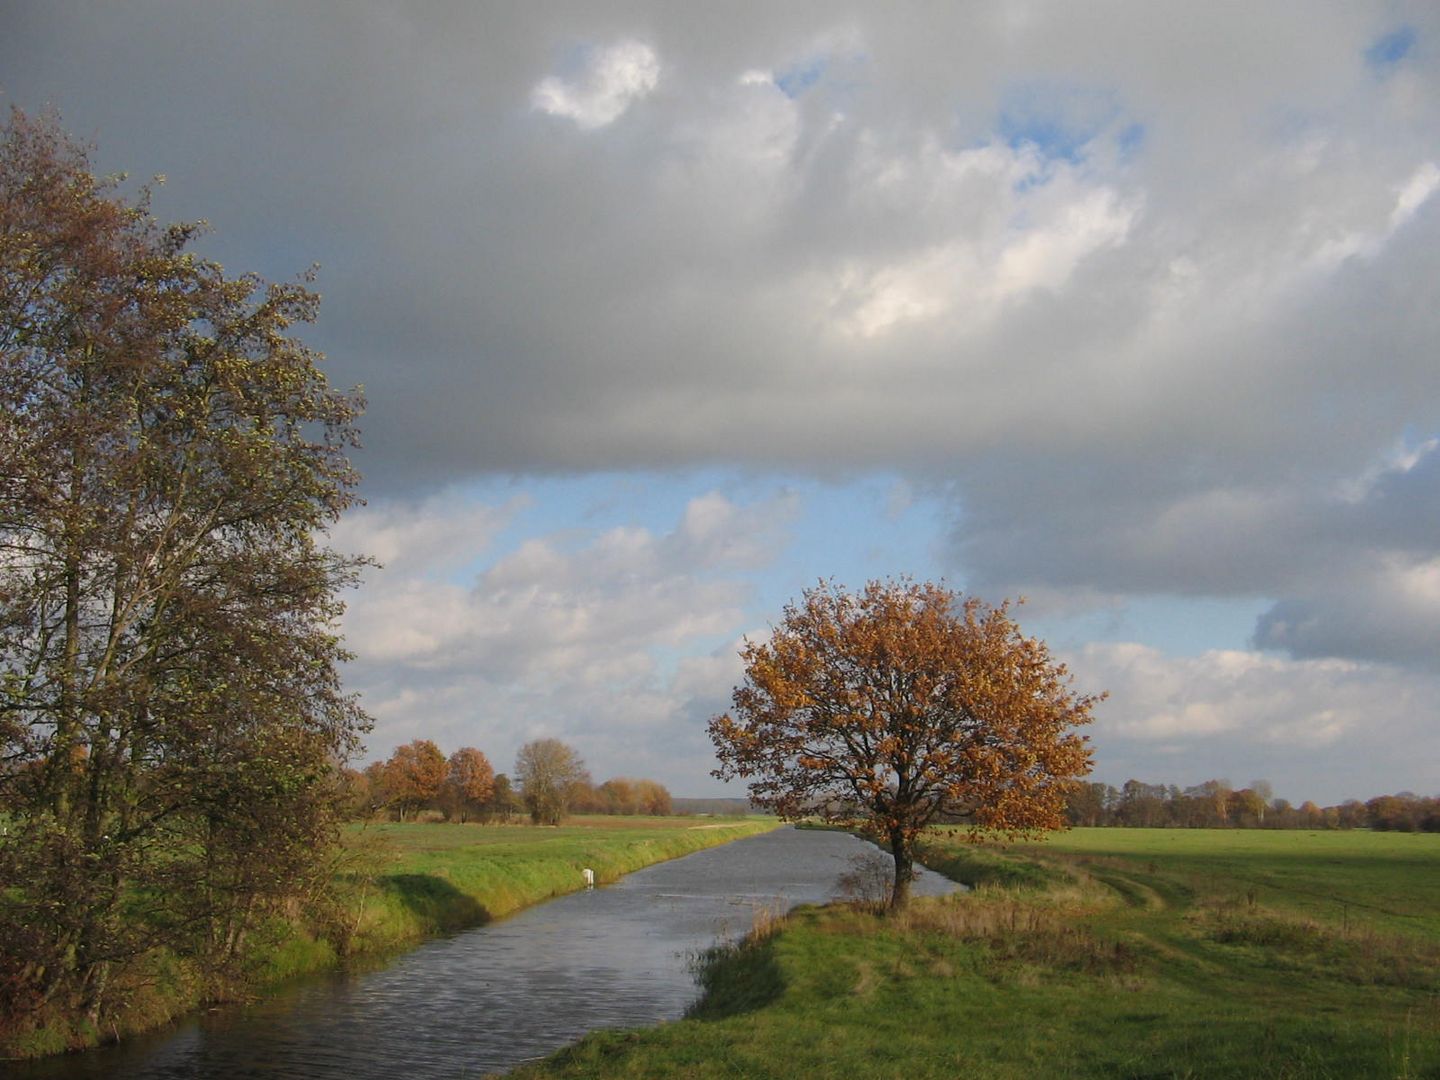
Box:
515;738;589;825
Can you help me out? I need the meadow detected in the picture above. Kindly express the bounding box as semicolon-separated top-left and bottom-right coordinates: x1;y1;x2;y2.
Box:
511;828;1440;1079
322;815;781;962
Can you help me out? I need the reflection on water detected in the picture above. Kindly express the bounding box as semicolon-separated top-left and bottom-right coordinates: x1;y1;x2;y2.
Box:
19;827;957;1079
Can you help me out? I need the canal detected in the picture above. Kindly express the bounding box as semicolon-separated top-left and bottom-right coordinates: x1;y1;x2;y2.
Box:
21;827;958;1079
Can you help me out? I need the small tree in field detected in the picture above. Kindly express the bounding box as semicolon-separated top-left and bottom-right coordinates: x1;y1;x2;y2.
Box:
382;739;447;821
441;746;495;823
515;738;589;825
709;579;1100;909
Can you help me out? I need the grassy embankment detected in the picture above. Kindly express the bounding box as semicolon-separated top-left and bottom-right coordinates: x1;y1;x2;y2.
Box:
512;828;1440;1079
7;815;777;1059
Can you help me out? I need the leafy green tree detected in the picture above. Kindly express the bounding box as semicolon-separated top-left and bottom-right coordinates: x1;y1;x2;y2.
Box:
0;110;367;1035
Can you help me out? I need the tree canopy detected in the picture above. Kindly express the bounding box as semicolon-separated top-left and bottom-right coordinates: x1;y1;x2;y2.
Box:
0;109;368;1035
709;579;1099;908
515;738;590;825
442;746;496;823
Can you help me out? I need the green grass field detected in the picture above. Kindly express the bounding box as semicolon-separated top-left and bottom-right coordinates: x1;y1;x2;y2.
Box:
329;815;780;960
511;828;1440;1079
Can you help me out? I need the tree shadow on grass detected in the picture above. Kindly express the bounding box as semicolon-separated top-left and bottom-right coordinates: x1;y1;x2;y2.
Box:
379;874;491;934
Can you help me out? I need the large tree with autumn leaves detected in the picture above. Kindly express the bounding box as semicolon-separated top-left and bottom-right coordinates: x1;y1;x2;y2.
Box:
709;580;1100;909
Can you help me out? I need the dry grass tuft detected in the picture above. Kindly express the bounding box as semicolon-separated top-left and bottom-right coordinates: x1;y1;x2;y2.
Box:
889;896;1143;977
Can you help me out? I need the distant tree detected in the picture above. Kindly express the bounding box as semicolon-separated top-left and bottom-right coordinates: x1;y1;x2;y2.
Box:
1367;794;1419;832
1337;800;1367;829
515;738;590;825
1066;782;1114;827
337;766;373;820
440;747;495;823
1180;780;1232;827
382;740;447;821
567;777;606;814
1268;798;1295;828
634;778;672;816
597;777;673;816
1228;788;1268;828
0;110;368;1033
1118;780;1169;828
709;580;1098;909
362;760;391;817
479;773;523;823
599;778;639;815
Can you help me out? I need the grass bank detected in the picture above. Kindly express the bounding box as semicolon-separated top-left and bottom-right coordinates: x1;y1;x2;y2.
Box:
330;815;781;960
6;815;777;1060
511;828;1440;1079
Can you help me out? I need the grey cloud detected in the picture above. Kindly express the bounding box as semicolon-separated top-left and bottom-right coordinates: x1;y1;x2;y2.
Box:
7;3;1440;708
958;439;1440;668
6;3;1436;485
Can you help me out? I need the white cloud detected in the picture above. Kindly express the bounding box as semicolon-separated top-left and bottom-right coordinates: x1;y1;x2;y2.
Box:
1390;160;1440;229
531;39;660;129
329;491;524;573
1079;642;1365;746
1071;641;1440;801
338;490;795;785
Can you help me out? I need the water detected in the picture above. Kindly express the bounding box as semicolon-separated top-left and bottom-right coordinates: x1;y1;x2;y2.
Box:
19;827;958;1079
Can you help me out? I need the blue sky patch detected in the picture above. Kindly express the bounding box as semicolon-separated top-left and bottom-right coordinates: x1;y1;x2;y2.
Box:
774;57;826;99
995;80;1141;173
1366;25;1416;69
999;109;1092;164
1117;122;1146;161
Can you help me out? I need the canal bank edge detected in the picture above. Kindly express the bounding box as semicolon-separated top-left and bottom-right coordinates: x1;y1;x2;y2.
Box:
5;816;780;1061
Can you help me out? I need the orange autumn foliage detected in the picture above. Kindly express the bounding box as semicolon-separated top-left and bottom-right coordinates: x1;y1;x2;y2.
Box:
709;579;1101;908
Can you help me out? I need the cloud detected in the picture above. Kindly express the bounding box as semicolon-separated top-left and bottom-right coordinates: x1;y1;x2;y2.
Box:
531;39;660;129
329;491;525;573
958;436;1440;671
336;489;794;784
1253;555;1440;667
6;2;1440;793
1072;641;1440;802
10;4;1434;490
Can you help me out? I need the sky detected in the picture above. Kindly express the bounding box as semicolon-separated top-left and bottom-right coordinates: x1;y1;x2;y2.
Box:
4;2;1438;804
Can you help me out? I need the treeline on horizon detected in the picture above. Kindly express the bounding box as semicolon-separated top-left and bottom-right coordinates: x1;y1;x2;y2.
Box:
1067;779;1440;832
341;737;675;825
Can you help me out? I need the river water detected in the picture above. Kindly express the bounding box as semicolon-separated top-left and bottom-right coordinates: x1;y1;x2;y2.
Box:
20;826;958;1079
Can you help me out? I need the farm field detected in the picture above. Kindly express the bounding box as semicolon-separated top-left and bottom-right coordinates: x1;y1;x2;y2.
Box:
512;828;1440;1079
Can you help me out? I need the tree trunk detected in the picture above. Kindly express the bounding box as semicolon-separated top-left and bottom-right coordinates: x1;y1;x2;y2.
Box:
888;827;913;911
